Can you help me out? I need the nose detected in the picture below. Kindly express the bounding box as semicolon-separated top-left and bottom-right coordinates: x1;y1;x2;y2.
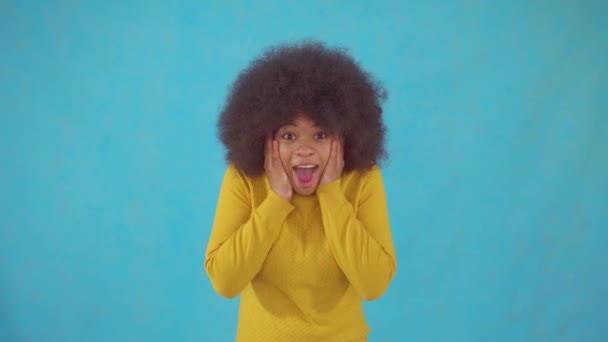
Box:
295;142;315;158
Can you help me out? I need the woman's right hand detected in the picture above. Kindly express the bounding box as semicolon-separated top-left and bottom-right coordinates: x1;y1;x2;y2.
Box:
264;136;292;202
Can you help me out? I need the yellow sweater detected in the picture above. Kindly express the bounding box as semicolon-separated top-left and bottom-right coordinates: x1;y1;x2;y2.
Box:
205;165;397;341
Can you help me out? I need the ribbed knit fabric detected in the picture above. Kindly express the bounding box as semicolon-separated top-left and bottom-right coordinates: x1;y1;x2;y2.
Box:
205;165;396;341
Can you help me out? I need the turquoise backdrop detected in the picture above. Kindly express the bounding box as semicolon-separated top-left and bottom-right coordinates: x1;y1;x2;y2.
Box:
1;1;606;341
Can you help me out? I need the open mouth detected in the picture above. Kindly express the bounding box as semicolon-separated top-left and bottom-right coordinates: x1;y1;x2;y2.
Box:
292;164;319;187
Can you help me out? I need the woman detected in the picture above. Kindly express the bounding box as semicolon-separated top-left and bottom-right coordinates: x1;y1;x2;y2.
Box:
205;40;397;341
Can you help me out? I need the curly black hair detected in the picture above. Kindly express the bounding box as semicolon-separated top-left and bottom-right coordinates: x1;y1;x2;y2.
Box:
218;40;388;176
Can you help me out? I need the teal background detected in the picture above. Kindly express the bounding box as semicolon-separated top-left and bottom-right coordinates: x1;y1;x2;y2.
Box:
1;1;607;341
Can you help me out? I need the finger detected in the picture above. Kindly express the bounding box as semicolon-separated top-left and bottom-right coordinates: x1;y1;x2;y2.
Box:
338;136;344;163
331;137;342;171
328;138;337;167
272;140;280;166
334;138;340;163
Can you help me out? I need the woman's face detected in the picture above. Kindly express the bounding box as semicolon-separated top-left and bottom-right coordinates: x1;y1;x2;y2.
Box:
274;115;333;196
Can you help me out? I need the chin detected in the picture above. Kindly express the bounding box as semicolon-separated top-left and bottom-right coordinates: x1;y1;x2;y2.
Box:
291;179;320;196
294;187;317;196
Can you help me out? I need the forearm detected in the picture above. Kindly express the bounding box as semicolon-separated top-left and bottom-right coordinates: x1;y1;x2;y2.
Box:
322;206;396;300
317;179;396;300
205;190;293;298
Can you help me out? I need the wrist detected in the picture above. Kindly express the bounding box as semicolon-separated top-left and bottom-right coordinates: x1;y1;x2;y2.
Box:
274;188;292;202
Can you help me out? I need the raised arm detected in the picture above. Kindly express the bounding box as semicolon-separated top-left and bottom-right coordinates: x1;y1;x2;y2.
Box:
317;167;397;300
204;166;294;298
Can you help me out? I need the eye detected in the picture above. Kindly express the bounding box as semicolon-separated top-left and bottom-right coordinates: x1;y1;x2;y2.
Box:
314;132;327;140
282;132;296;140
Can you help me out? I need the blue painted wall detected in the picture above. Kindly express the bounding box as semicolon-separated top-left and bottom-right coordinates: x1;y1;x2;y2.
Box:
1;1;606;341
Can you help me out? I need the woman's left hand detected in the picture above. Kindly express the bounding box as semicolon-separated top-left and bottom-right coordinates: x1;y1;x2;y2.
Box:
320;137;344;185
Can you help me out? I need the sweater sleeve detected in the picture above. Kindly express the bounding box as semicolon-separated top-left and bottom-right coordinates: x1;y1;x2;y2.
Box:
316;167;397;300
204;166;294;298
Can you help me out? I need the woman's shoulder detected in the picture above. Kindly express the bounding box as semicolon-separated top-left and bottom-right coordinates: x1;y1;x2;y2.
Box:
222;164;270;196
339;165;384;194
341;165;382;183
224;164;265;181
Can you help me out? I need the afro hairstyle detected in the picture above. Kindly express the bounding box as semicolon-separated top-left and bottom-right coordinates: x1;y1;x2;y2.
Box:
218;40;388;176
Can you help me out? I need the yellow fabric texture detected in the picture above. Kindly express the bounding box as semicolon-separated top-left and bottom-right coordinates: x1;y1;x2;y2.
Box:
205;165;397;341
